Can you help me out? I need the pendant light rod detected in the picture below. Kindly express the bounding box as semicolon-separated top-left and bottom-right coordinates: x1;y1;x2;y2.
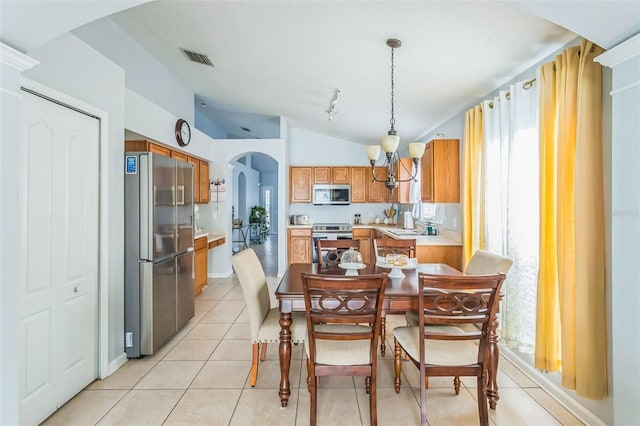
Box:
387;38;401;136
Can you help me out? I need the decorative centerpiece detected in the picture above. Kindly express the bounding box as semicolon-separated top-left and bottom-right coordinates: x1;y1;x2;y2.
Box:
338;247;366;276
376;253;417;279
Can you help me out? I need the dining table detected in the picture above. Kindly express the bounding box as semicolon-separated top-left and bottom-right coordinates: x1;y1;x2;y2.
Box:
275;262;503;410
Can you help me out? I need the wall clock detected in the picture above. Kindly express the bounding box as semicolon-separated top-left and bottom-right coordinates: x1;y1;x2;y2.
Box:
175;119;191;147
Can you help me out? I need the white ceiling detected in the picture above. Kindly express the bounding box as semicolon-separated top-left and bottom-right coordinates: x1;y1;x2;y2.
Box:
2;1;639;148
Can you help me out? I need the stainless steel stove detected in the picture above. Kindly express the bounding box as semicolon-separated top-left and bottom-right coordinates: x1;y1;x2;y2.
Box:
311;223;353;262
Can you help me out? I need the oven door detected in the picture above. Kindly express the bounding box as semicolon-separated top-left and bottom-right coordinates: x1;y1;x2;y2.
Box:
312;233;328;263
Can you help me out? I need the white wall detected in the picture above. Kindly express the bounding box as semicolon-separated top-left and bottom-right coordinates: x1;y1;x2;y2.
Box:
596;34;640;426
125;89;212;161
23;32;127;369
73;17;194;125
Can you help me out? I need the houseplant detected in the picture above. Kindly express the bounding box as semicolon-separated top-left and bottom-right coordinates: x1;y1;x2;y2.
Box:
250;205;266;222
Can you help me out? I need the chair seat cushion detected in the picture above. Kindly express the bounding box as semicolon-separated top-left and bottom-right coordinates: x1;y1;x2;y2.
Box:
305;324;373;366
393;325;478;366
256;308;306;344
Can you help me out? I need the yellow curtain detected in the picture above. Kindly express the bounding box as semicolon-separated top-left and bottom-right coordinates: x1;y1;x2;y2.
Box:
462;104;485;267
535;39;607;399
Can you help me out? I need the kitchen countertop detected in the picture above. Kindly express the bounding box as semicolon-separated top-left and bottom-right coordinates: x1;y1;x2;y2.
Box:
195;231;226;244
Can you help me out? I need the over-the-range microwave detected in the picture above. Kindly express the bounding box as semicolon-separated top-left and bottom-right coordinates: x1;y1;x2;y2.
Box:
312;184;351;205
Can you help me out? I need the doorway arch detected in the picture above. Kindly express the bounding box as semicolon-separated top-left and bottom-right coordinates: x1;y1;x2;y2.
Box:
209;139;286;277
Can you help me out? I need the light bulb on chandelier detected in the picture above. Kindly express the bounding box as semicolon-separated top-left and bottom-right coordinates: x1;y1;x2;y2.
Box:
366;38;425;193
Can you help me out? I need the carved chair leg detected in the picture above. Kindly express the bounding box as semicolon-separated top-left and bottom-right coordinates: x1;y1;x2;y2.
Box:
394;337;402;394
454;375;461;395
477;370;489;426
310;370;318;426
365;376;371;394
250;343;260;387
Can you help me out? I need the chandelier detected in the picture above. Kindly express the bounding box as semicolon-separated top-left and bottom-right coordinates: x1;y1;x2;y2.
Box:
366;38;425;193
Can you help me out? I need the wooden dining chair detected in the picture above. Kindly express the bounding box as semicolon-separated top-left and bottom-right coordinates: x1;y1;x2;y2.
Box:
372;237;416;260
231;248;306;386
393;273;506;426
301;272;386;426
372;237;416;356
316;238;360;266
404;249;513;393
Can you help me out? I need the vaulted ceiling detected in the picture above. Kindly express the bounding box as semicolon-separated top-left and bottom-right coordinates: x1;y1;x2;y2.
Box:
2;1;639;148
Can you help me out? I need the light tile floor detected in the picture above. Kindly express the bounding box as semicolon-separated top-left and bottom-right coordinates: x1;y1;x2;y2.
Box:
43;236;584;425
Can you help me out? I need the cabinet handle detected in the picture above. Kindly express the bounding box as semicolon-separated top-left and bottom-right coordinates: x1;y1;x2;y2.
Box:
74;286;79;293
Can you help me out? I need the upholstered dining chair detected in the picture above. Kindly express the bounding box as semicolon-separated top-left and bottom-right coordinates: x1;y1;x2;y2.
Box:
393;273;506;426
301;272;386;426
231;248;306;386
372;237;416;356
404;249;513;393
316;238;360;267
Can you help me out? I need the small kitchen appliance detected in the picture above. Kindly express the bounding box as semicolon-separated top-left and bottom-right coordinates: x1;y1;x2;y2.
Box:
403;211;414;230
291;214;309;225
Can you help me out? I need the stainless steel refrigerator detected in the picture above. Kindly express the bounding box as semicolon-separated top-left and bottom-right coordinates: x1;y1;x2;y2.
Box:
124;152;195;358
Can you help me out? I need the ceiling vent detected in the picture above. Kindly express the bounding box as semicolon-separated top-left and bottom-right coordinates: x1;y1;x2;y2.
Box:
181;48;214;67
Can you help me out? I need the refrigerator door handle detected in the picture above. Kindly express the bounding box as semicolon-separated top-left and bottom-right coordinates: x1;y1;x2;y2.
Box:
139;154;153;261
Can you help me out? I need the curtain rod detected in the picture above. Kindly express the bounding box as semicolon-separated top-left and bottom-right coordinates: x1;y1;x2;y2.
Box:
488;77;537;108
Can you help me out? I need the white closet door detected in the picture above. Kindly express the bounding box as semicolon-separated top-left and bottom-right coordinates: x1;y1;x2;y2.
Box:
19;90;99;425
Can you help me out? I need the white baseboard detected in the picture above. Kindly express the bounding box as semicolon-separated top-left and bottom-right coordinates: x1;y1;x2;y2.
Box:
500;347;607;426
208;269;233;278
104;352;128;379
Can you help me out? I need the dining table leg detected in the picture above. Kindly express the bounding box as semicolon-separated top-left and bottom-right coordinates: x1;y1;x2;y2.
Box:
278;310;292;407
487;315;500;409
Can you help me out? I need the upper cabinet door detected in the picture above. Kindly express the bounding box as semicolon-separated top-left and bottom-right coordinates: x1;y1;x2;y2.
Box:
199;160;210;203
421;139;459;203
350;167;368;203
313;167;331;184
332;167;350;184
290;167;313;203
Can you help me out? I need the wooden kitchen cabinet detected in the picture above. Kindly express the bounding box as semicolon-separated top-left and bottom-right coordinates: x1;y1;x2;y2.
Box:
287;227;312;265
353;227;373;265
416;245;462;270
188;157;200;202
313;166;350;184
290;167;313;203
368;167;388;203
199;160;210;203
208;236;226;249
331;167;350;184
421;139;460;203
313;167;331;184
171;150;188;163
194;236;208;296
350;167;369;203
395;158;415;203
